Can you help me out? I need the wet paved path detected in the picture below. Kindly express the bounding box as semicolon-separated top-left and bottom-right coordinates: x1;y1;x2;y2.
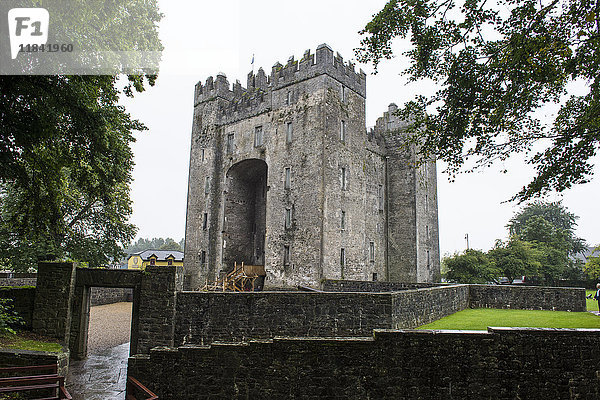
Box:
66;302;133;400
66;343;129;400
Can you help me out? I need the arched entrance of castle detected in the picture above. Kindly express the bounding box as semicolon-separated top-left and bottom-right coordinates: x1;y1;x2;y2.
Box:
223;159;267;271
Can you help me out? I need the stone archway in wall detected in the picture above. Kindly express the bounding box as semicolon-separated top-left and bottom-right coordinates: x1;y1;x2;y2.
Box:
223;159;268;271
69;269;143;360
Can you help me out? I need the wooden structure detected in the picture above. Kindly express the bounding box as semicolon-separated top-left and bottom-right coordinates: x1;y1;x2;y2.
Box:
0;364;71;399
126;376;158;400
202;262;266;292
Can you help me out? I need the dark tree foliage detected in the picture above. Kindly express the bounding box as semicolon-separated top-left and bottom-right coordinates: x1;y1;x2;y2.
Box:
507;201;587;255
0;75;155;271
126;237;184;253
357;0;600;201
444;249;499;283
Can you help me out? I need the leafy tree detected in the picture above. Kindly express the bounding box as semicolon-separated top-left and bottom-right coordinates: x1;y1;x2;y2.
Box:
357;0;600;201
504;201;586;282
488;238;540;283
0;76;151;271
443;249;499;284
126;237;184;253
584;247;600;280
507;201;586;255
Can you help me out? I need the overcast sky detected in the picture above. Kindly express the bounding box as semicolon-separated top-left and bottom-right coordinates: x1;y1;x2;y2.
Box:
120;0;598;257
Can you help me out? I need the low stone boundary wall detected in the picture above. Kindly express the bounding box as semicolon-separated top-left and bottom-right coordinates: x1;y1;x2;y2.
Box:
89;287;133;306
0;287;36;329
0;348;69;377
174;291;394;345
129;328;600;399
322;279;446;292
469;284;586;311
0;272;37;287
392;285;469;328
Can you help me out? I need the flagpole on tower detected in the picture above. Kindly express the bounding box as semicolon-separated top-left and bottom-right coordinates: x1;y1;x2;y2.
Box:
251;54;255;74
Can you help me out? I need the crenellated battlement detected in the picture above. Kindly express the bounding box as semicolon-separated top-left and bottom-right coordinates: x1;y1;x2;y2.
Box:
194;44;366;111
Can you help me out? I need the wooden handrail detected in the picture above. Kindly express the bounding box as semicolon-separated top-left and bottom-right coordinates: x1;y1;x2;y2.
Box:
0;364;71;399
127;376;158;400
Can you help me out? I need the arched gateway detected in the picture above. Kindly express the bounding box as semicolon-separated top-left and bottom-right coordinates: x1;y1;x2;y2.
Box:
223;159;267;270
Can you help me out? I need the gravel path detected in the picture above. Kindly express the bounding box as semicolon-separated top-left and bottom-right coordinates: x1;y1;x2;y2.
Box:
87;302;132;354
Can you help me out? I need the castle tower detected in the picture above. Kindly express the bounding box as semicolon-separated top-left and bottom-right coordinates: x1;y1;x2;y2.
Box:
184;44;440;290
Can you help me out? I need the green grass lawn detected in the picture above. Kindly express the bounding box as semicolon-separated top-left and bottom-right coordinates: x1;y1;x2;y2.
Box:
0;331;62;352
418;308;600;330
587;290;598;311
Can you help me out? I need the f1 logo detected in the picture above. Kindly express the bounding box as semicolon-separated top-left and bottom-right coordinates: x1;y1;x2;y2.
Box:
8;8;49;59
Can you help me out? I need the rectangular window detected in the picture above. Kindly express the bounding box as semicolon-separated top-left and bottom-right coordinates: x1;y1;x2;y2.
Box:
341;210;346;230
372;272;378;281
369;242;375;263
204;177;210;195
201;148;205;162
341;167;347;190
286;122;293;144
202;213;208;230
284;245;290;265
285;208;292;229
378;185;384;211
340;248;346;268
255;126;263;147
201;250;206;264
227;133;234;153
427;250;431;267
286;91;292;106
284;167;291;189
341;85;347;103
340;120;346;142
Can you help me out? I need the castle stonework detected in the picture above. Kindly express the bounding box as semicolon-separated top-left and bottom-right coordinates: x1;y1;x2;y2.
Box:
184;44;440;290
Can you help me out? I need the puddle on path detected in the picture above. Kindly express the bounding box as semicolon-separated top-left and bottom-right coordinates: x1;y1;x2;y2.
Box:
66;342;129;400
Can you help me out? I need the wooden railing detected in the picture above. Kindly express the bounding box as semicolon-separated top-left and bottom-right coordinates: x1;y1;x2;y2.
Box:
0;364;72;399
127;376;158;400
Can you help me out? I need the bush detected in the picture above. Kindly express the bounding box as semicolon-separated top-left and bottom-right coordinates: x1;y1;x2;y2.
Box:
0;298;24;335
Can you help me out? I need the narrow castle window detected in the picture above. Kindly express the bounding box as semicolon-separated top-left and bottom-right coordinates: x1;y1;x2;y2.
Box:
340;120;346;142
286;122;293;144
340;248;346;269
204;177;210;195
201;148;205;162
202;213;208;230
341;210;346;230
427;250;431;267
372;272;378;281
341;167;347;190
255;126;263;147
378;185;384;211
227;133;234;153
285;208;292;229
369;242;375;263
286;91;291;106
284;245;290;265
341;85;347;103
201;250;206;264
284;167;291;189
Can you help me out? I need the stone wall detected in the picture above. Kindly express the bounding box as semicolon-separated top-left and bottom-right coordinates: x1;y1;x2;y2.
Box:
128;328;600;400
136;266;184;354
0;272;37;287
174;291;394;345
469;284;586;312
322;279;447;292
32;262;76;343
0;348;69;377
0;287;35;328
392;285;469;328
89;287;133;306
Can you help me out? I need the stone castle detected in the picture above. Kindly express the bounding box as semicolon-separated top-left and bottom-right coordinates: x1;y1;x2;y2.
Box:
183;44;440;290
